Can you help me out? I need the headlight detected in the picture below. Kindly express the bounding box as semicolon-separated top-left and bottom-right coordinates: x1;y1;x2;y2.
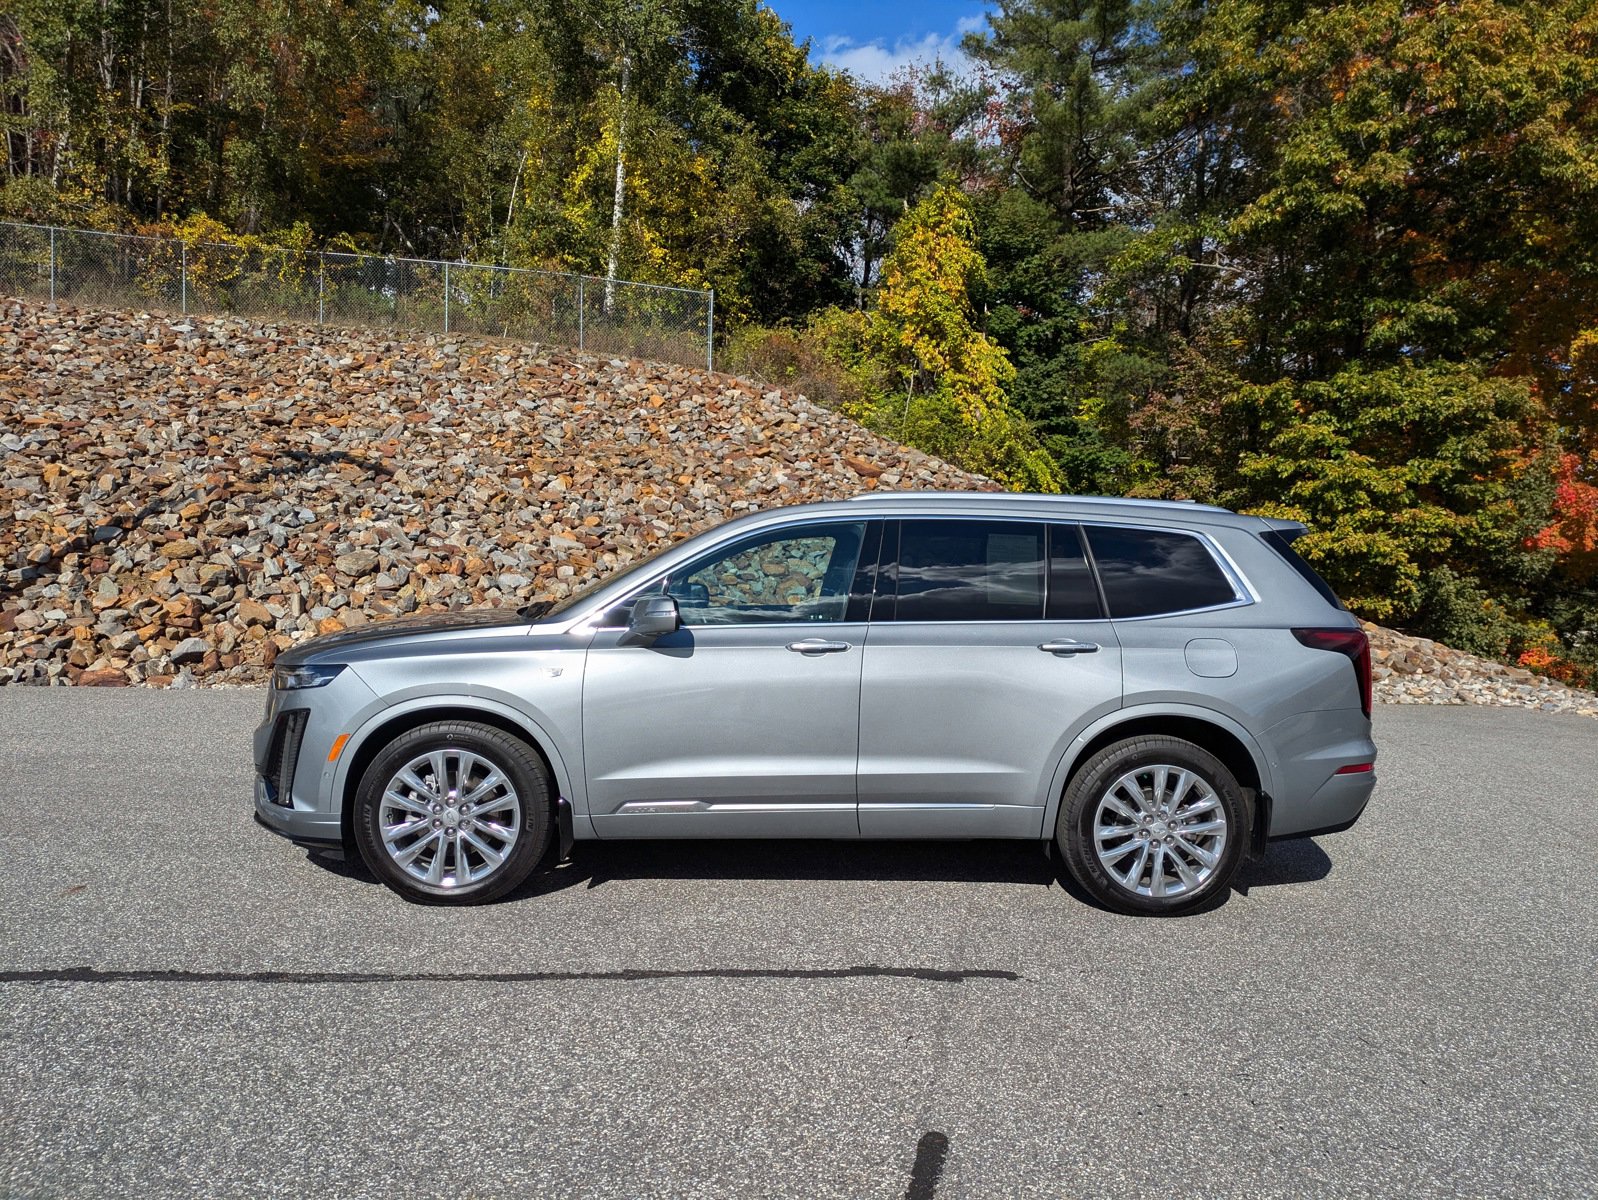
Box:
272;663;346;690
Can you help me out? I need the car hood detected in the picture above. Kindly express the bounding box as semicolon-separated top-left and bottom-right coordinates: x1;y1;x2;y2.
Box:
277;609;528;667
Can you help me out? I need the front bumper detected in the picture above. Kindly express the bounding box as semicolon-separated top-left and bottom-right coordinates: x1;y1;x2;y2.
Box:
254;785;343;849
251;668;382;851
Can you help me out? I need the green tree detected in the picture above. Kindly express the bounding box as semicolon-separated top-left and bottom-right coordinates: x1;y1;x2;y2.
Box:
828;184;1060;491
960;0;1178;486
1225;362;1551;623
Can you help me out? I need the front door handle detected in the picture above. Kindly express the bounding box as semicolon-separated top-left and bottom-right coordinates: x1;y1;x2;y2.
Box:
1038;639;1100;655
787;638;852;655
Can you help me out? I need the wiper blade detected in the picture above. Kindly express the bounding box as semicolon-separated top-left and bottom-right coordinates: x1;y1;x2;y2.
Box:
517;599;553;622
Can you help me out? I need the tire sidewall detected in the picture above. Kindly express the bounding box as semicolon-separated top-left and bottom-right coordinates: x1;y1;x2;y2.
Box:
1058;736;1248;917
354;722;552;905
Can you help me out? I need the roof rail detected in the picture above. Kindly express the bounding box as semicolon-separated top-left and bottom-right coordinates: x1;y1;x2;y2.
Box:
843;490;1232;514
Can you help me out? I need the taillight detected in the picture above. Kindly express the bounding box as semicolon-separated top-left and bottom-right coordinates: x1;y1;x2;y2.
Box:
1292;628;1372;718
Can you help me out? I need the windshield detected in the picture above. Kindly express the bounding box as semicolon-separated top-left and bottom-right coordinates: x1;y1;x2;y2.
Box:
523;537;684;622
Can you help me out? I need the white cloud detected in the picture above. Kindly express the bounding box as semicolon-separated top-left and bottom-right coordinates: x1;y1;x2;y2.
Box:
816;14;988;85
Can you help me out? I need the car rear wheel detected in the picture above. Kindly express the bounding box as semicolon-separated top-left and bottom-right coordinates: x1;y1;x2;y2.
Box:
353;721;552;905
1057;735;1247;916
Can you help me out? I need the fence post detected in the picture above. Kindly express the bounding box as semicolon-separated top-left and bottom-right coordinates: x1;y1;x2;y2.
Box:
577;276;585;351
706;289;715;373
180;243;188;315
317;254;325;325
443;262;451;334
48;226;57;303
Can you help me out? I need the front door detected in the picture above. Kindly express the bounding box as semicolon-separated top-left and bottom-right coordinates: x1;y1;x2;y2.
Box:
857;519;1123;838
583;520;878;839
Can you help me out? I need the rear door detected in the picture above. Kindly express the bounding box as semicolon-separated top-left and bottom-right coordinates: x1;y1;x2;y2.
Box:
856;519;1123;838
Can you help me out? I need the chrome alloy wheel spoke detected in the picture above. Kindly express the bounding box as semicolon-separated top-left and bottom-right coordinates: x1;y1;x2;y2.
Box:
1172;794;1220;821
395;766;440;801
1095;826;1141;853
378;748;521;888
461;828;506;868
382;815;433;844
1093;765;1228;900
393;829;443;868
464;774;513;809
1171;832;1219;870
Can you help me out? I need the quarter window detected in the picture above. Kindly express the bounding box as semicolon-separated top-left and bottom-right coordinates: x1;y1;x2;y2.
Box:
889;520;1045;622
662;522;867;626
1084;525;1239;618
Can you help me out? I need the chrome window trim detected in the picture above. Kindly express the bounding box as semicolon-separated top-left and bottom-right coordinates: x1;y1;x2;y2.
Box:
567;511;1258;632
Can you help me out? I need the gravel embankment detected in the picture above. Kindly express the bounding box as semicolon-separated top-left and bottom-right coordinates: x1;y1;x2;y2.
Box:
1368;624;1598;715
3;296;1595;716
0;299;985;687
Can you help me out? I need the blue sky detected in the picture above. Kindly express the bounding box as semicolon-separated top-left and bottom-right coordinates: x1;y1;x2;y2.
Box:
768;1;995;83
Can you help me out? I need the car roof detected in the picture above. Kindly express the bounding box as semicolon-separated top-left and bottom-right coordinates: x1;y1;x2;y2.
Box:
747;490;1266;530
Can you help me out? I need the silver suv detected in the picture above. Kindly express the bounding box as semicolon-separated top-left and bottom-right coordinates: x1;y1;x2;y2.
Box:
253;493;1376;915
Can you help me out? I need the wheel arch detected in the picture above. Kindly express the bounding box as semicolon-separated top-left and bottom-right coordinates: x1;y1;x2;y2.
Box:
1041;706;1274;851
334;697;577;855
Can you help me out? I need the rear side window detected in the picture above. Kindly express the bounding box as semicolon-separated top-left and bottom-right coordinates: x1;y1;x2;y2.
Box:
889;520;1045;621
1084;525;1239;618
1260;531;1345;610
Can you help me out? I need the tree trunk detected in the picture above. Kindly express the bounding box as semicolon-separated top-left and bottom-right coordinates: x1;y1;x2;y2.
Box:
604;51;630;316
157;0;174;216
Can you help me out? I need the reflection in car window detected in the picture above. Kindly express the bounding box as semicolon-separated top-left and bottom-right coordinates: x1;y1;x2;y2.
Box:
1047;525;1103;620
1084;525;1238;618
890;520;1045;621
664;522;866;626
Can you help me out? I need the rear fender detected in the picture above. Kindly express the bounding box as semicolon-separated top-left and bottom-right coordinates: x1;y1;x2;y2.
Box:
1037;703;1276;838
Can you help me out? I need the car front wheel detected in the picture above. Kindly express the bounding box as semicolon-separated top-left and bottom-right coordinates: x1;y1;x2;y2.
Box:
353;720;552;905
1057;735;1247;916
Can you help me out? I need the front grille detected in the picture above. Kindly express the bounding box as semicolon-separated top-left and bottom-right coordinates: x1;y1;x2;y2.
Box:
262;709;309;807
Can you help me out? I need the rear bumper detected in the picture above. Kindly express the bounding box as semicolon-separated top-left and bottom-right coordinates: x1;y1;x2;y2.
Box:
1262;708;1377;838
1269;769;1376;840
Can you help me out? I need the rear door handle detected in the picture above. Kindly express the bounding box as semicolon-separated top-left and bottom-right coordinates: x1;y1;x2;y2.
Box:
787;638;852;655
1038;639;1100;655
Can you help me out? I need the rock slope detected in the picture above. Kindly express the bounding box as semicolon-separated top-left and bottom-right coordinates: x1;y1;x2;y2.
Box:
0;299;984;687
3;297;1596;716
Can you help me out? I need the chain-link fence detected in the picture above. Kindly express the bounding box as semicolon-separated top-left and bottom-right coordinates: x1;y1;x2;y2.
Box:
0;220;716;371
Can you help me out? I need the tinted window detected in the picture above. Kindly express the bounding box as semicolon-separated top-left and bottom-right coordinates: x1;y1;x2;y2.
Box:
1085;526;1238;618
1261;530;1345;610
890;520;1045;622
662;522;867;626
1047;525;1103;620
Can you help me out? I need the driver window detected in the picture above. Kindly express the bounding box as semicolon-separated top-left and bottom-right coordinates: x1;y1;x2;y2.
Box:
664;522;866;626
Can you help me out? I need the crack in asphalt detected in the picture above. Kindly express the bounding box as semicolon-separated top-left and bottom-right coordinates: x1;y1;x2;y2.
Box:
0;965;1021;986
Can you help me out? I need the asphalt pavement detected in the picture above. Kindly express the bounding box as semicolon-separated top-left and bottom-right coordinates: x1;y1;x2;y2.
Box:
0;691;1594;1199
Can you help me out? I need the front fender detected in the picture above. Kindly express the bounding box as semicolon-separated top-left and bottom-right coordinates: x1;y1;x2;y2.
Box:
330;687;590;839
1036;702;1276;837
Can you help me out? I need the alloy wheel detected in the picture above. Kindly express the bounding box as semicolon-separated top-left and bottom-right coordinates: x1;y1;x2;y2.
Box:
378;748;522;889
1091;764;1229;900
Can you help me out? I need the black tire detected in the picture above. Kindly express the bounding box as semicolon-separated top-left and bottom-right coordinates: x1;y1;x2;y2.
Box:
353;720;553;905
1056;735;1247;917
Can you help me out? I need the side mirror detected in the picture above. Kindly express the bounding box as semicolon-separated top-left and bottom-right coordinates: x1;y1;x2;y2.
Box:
622;594;680;644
